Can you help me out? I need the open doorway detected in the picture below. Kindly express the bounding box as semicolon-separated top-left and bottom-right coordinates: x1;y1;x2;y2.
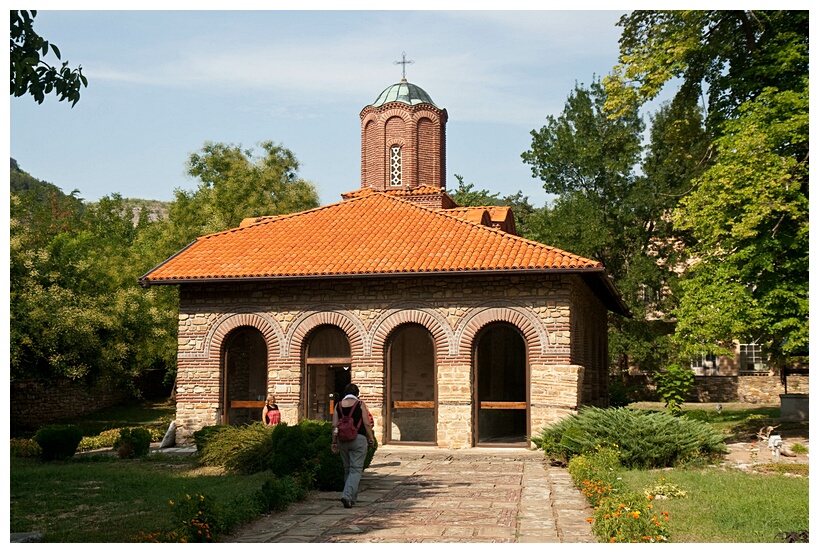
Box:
386;323;436;444
222;326;268;426
473;322;528;445
303;325;352;421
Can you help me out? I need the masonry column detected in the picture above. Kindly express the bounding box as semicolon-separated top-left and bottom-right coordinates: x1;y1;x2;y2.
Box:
436;357;473;448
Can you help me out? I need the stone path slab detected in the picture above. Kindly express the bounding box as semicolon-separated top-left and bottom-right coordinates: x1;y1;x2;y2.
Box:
222;445;596;543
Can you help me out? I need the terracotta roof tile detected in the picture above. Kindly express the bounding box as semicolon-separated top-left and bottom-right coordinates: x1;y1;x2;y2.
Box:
140;192;602;284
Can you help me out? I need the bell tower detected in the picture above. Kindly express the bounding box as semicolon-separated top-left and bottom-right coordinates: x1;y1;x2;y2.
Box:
360;55;447;193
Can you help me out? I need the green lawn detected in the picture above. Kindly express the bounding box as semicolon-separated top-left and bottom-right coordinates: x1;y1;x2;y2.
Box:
10;454;270;542
619;468;809;543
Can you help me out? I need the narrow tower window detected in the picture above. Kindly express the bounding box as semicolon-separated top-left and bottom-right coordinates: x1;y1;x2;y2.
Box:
390;145;402;186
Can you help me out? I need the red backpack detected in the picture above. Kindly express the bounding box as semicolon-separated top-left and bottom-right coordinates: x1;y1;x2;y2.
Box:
336;400;362;442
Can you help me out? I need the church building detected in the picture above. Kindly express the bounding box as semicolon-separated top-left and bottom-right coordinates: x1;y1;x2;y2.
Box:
139;73;629;448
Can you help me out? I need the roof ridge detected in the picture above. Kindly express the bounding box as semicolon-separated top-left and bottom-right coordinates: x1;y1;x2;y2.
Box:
199;193;377;240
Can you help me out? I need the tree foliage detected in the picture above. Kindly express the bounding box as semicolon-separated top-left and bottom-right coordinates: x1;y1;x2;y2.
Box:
605;10;809;364
522;79;644;281
165;141;320;245
449;174;537;239
10;139;321;387
522;79;688;373
673;87;809;361
10;176;178;385
10;10;87;106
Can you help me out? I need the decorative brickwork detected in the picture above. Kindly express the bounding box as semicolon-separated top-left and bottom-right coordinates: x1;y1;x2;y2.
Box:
360;102;447;192
171;273;607;447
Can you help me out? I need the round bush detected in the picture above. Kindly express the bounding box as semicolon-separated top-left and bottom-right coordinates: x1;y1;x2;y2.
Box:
34;424;83;461
10;438;42;458
113;427;153;458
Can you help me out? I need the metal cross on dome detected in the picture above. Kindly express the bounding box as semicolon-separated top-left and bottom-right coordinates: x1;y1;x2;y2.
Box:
394;52;414;80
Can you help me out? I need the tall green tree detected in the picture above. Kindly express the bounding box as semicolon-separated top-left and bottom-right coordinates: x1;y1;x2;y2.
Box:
165;141;320;246
522;79;644;280
10;10;87;106
605;10;809;364
522;79;677;372
522;77;713;373
10;188;176;385
673;87;808;362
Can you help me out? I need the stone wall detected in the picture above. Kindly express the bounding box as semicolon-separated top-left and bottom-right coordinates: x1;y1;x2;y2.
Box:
693;374;809;403
623;374;810;404
171;272;608;447
11;378;131;432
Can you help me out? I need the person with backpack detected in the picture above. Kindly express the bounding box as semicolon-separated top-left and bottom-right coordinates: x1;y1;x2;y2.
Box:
331;383;375;508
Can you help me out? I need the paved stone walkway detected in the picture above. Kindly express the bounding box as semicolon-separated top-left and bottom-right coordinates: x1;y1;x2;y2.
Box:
221;445;596;543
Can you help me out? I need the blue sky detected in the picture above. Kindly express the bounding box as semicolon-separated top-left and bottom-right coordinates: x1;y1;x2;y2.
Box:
10;4;672;208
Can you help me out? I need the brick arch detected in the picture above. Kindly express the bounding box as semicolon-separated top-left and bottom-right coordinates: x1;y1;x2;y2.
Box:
206;312;283;360
455;304;547;357
361;111;379;127
387;137;408;148
286;309;366;359
379;108;414;124
370;306;455;358
412;109;442;124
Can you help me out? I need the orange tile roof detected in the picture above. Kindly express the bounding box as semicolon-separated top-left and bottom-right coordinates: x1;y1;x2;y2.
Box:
140;191;603;285
441;206;492;225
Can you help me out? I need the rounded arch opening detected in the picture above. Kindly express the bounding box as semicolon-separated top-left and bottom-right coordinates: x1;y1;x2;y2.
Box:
303;325;352;422
473;322;528;446
221;326;268;426
386;323;437;444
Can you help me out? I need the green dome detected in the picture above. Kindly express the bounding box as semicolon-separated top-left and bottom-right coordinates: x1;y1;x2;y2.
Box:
369;79;438;108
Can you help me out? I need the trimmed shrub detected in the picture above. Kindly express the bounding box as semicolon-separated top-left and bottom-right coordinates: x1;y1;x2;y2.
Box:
78;426;166;452
269;422;309;477
254;475;307;512
114;427;153;458
538;406;726;468
196;423;275;475
78;428;122;451
34;424;83;461
194;419;378;490
10;438;42;458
